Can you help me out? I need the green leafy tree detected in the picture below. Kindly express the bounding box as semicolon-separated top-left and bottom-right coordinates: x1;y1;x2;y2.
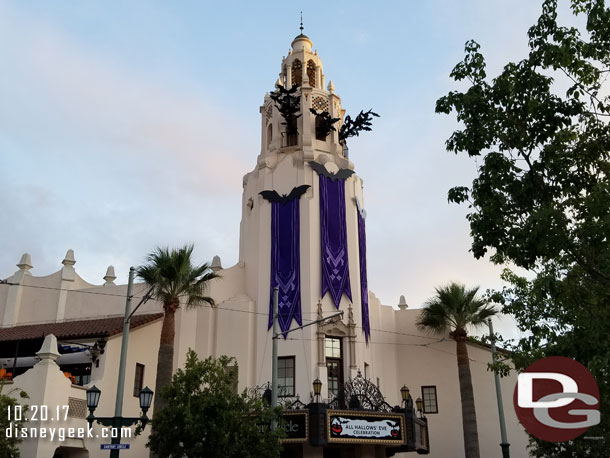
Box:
0;381;28;458
146;350;284;458
137;245;219;413
416;283;497;458
436;1;609;455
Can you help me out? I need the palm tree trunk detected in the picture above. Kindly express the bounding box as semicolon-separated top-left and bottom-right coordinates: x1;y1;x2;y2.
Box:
153;304;177;413
149;305;176;458
456;336;480;458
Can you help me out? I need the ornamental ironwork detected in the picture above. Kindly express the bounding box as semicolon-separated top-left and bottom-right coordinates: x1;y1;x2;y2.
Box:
329;371;393;412
246;382;307;409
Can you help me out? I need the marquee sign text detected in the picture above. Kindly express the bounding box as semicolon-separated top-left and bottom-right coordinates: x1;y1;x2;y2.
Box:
327;410;405;445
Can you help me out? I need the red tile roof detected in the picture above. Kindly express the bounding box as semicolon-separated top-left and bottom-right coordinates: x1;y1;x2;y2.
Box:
0;313;164;342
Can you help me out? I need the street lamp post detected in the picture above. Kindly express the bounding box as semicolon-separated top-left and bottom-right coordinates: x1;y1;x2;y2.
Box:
86;267;154;457
488;318;510;458
86;385;154;456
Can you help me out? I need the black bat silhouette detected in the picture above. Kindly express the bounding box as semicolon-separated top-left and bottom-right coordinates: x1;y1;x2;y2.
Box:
308;161;355;182
259;185;310;204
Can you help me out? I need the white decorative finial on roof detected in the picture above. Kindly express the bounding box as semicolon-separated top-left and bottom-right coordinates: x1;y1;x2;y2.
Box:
211;255;222;272
61;249;76;281
327;80;335;93
17;253;33;272
398;295;408;310
62;249;76;267
36;334;61;365
103;265;116;286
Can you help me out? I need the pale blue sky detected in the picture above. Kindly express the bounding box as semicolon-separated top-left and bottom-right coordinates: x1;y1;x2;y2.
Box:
1;1;576;338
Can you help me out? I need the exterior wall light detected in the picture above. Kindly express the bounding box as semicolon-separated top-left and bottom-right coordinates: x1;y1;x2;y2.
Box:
400;385;410;406
313;378;322;402
416;397;424;417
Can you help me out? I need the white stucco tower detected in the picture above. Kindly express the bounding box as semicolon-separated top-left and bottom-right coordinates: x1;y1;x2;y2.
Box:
237;31;374;400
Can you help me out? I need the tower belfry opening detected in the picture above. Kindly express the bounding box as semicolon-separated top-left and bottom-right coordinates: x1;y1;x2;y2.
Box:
261;31;344;156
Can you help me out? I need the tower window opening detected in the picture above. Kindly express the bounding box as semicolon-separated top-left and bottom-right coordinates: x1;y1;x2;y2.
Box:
291;60;302;87
307;60;316;88
315;115;326;141
284;121;298;147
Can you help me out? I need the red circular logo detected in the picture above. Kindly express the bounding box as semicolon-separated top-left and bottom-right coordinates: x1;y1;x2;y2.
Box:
513;356;600;442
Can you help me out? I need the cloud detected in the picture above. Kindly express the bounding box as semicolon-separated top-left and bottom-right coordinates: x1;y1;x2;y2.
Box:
0;4;247;281
0;3;249;196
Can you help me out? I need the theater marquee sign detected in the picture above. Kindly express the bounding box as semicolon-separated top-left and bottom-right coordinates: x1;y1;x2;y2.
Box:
280;411;309;443
327;410;405;445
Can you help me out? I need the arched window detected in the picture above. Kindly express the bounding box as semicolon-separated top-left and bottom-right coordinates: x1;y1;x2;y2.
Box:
307;60;316;88
325;336;343;398
267;123;273;148
291;60;302;87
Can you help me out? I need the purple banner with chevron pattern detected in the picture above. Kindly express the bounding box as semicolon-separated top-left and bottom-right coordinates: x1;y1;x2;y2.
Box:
319;174;352;309
357;209;371;343
269;198;303;337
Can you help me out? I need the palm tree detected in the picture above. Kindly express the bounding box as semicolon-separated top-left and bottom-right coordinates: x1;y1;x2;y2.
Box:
137;245;218;412
416;282;497;458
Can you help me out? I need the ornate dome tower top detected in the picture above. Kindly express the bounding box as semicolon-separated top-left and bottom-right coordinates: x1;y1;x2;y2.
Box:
257;21;347;164
291;33;313;52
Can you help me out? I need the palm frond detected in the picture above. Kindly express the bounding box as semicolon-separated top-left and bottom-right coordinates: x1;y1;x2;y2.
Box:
136;245;219;309
416;282;497;338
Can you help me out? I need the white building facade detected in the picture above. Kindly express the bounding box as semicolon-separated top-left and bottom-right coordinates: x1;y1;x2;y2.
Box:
0;33;531;458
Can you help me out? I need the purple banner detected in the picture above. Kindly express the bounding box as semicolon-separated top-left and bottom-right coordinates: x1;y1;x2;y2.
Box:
319;174;352;309
268;198;302;337
357;209;371;343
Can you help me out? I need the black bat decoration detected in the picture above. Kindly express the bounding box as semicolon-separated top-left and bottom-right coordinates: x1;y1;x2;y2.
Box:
308;161;355;182
338;109;380;143
259;185;310;204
